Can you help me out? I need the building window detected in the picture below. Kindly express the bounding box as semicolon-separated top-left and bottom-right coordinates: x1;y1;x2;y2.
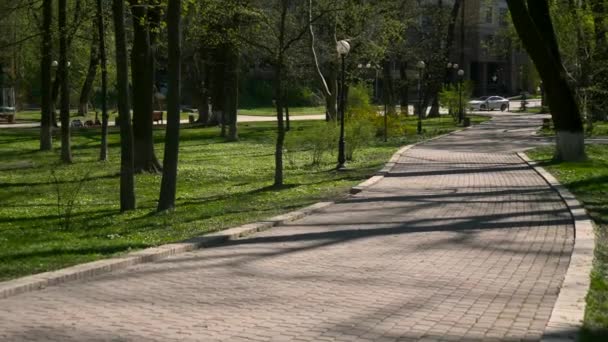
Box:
485;6;493;24
499;8;508;26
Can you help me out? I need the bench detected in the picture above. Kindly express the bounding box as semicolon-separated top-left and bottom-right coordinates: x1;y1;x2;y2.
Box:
153;111;163;124
0;113;15;123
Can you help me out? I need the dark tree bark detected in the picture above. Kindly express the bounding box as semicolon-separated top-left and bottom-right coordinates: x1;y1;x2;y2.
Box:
285;105;290;131
589;0;608;122
273;0;288;188
210;49;226;128
224;44;239;141
113;0;136;211
399;60;409;115
129;0;162;173
157;0;182;212
40;0;53;151
506;0;585;161
59;0;72;163
78;37;99;116
98;0;109;161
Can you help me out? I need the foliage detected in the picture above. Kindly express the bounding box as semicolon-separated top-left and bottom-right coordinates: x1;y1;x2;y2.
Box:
438;81;474;121
285;122;337;166
528;144;608;340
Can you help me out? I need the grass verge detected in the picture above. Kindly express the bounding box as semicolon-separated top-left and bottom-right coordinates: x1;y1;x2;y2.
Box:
528;145;608;341
238;106;325;116
0;115;487;281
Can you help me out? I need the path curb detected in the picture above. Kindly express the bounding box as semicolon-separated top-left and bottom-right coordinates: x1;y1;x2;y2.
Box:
518;152;595;342
0;201;333;300
350;126;471;194
0;124;475;300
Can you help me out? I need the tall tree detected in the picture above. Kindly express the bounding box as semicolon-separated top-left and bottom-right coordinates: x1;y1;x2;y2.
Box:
98;0;109;161
58;0;72;163
78;36;99;117
129;0;162;173
157;0;182;211
113;0;136;211
40;0;53;151
506;0;585;161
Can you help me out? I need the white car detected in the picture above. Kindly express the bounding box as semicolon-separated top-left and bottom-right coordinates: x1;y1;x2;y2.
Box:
469;96;509;111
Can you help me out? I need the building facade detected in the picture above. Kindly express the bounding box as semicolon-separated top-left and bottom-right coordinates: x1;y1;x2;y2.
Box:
453;0;534;96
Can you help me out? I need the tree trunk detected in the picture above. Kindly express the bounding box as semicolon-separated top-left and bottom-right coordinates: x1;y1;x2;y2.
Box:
40;0;53;151
112;0;136;211
506;0;585;161
98;0;109;161
589;0;608;122
285;105;290;131
308;0;338;121
157;0;182;212
224;45;239;141
382;57;396;115
274;1;288;188
78;37;99;116
399;60;409;115
51;73;60;127
59;0;72;164
195;57;211;124
130;1;161;173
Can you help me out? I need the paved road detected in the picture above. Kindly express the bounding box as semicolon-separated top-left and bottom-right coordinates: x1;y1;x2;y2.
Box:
0;114;327;129
0;114;574;341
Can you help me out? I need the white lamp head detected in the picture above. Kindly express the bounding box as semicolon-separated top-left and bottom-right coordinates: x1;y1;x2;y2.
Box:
453;63;459;69
336;40;351;56
447;62;452;68
366;63;372;68
51;60;59;67
457;69;465;77
416;60;426;69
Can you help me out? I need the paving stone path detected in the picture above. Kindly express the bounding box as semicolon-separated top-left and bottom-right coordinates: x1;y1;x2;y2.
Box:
0;114;574;342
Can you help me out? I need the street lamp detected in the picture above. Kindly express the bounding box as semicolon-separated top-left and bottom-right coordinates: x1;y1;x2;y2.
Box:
416;60;426;135
458;69;465;124
336;39;350;170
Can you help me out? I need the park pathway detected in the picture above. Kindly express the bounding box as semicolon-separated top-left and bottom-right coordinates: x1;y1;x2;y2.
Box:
0;114;574;342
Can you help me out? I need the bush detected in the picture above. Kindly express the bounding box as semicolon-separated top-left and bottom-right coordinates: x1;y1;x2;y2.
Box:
345;118;375;161
285;123;338;166
439;81;474;121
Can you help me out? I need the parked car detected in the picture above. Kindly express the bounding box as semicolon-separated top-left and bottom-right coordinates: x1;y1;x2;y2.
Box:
468;96;509;111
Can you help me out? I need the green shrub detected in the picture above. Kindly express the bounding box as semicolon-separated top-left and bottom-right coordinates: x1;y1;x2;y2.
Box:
346;117;375;161
439;81;474;121
285;123;338;166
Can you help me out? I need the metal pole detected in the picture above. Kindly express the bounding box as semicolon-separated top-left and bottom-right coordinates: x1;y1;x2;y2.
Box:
384;102;388;142
337;55;346;170
459;78;463;123
417;69;422;134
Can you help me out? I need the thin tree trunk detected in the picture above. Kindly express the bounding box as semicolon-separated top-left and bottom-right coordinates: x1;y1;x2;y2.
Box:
98;0;109;161
59;0;72;163
130;1;161;173
112;0;136;211
507;0;585;161
285;105;290;131
308;0;338;121
399;60;409;115
274;0;288;188
78;37;99;116
51;72;60;127
225;45;239;141
157;0;182;212
382;57;396;115
40;0;53;151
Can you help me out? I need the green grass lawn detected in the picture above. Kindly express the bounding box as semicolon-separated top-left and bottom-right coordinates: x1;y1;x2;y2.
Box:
0;115;487;281
537;118;608;137
238;106;325;116
528;145;608;340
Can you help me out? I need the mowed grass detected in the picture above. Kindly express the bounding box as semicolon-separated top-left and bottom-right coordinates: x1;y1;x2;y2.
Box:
528;145;608;340
538;119;608;137
0;115;487;281
238;106;325;116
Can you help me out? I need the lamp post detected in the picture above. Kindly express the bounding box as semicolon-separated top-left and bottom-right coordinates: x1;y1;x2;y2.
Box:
416;60;425;135
458;68;465;124
336;40;350;170
446;62;452;87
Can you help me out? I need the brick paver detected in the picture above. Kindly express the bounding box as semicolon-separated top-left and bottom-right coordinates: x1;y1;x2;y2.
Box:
0;114;574;341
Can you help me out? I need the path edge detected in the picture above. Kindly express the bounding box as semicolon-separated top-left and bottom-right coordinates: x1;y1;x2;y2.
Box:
0;125;472;300
518;152;595;342
0;201;333;300
350;127;470;194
